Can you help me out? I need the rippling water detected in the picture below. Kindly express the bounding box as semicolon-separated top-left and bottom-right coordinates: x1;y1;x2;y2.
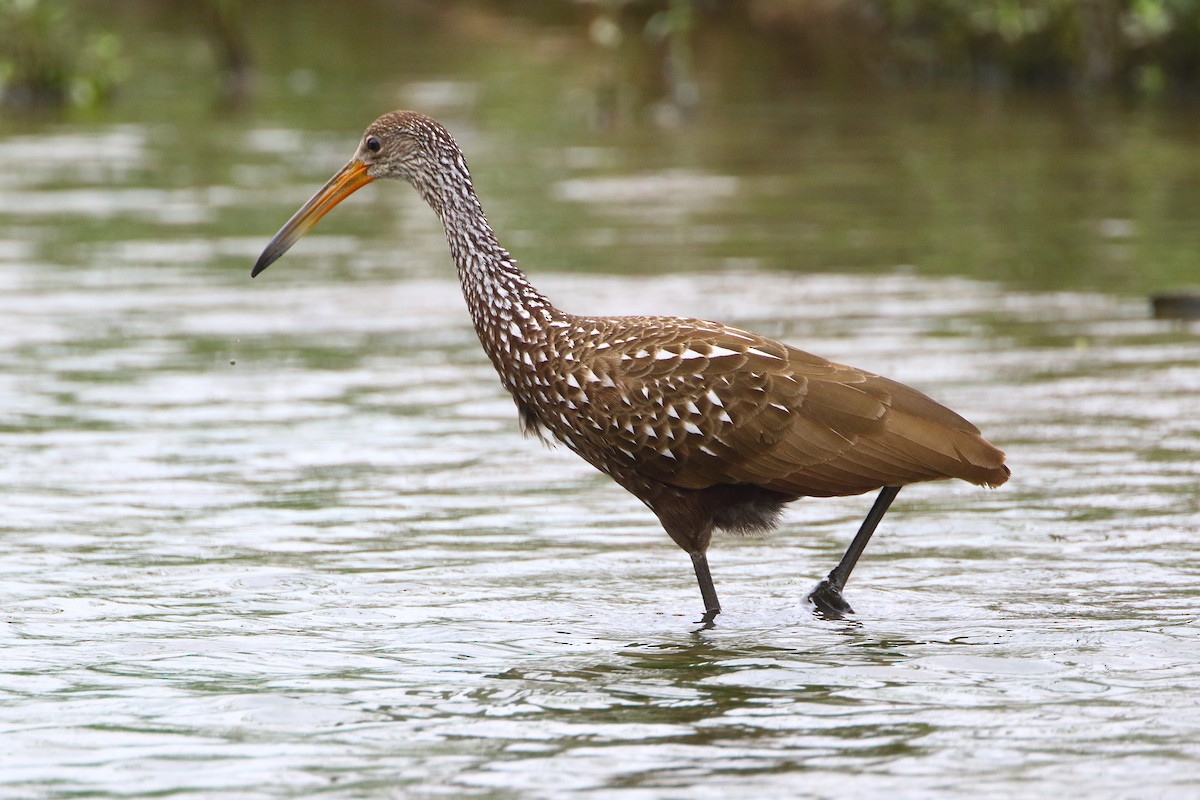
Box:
3;220;1198;796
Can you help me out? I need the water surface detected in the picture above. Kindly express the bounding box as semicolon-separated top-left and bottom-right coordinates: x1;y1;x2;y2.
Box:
4;256;1198;797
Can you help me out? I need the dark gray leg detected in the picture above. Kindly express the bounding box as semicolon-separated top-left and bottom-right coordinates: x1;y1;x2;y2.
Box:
691;551;721;626
808;486;901;617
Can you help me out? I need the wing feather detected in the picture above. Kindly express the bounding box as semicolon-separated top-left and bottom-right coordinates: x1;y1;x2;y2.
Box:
552;315;1009;496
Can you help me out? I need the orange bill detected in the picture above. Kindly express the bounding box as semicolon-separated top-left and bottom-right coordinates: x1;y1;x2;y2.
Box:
252;159;373;277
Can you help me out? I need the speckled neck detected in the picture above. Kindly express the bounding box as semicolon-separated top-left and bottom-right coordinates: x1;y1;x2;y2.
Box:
416;142;558;390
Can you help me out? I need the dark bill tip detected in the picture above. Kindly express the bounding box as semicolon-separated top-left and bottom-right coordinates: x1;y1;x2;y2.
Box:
251;248;279;278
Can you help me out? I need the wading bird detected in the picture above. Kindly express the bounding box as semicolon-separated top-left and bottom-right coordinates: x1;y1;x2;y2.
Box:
253;111;1009;624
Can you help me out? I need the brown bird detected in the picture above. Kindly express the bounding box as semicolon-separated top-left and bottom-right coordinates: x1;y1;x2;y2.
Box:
253;111;1009;624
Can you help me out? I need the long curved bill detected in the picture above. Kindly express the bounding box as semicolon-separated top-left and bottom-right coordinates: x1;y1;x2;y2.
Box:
251;159;373;277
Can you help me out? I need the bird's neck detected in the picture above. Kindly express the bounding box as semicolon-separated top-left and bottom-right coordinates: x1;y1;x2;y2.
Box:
417;167;560;385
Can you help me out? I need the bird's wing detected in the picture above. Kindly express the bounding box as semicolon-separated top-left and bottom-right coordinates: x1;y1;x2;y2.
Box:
563;316;1008;495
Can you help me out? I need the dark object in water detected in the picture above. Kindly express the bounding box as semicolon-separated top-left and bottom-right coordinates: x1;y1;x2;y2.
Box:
1151;293;1200;321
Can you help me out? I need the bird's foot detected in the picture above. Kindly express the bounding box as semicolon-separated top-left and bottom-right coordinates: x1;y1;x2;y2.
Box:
695;607;720;630
807;577;854;619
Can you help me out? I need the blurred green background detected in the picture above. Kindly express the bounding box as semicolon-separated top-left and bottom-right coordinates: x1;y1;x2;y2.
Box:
2;0;1198;294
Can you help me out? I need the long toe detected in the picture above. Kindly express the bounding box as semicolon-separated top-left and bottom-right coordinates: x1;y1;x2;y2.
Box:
807;578;855;618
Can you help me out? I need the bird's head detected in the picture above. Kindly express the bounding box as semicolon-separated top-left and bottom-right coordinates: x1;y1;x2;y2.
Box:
252;110;457;277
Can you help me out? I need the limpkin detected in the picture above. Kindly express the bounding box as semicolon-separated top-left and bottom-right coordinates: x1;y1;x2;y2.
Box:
253;111;1009;624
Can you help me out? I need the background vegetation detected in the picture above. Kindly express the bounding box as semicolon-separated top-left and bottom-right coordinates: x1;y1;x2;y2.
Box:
739;0;1200;94
5;1;1200;111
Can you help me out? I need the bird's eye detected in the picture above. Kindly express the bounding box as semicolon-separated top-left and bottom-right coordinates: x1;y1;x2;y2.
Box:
365;136;382;153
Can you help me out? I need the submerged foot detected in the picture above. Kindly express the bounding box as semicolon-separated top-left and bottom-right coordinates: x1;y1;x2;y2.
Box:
695;607;720;630
807;577;854;619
